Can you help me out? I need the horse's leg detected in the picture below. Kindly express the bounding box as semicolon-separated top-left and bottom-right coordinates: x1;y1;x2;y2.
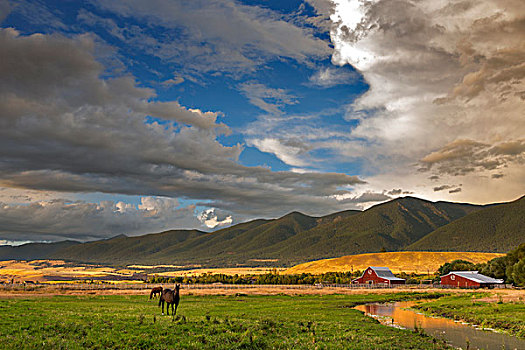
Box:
173;302;178;316
171;302;175;316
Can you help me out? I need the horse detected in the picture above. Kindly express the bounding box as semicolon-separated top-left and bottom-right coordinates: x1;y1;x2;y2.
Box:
159;284;180;316
149;286;163;300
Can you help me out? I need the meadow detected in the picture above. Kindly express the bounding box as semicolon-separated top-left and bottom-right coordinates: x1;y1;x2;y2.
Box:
0;292;450;349
413;293;525;338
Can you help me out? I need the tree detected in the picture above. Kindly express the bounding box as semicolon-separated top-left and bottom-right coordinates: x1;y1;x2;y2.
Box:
438;259;477;275
507;259;525;286
480;256;507;279
504;243;525;286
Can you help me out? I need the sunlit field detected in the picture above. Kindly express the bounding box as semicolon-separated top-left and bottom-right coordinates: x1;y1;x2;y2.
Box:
285;251;504;274
0;260;287;284
0;260;140;283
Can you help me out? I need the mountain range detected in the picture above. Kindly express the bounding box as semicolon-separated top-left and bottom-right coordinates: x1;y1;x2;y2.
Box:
1;196;523;267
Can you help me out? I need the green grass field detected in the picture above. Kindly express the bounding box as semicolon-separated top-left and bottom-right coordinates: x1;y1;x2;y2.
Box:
0;292;450;349
414;293;525;338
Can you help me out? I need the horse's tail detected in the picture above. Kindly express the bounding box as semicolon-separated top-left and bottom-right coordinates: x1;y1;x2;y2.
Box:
149;290;153;299
158;292;163;307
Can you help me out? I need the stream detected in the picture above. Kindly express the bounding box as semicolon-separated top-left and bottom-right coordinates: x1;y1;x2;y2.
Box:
355;301;525;350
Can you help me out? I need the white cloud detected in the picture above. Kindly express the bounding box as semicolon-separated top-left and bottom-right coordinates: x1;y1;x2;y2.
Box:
247;138;311;167
198;208;233;229
327;0;525;202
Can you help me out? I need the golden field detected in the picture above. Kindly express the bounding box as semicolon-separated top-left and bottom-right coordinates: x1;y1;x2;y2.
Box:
284;251;504;275
0;260;140;283
0;260;286;283
154;267;286;277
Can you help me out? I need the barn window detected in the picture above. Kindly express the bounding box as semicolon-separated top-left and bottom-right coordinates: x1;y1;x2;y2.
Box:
368;270;372;274
451;275;455;280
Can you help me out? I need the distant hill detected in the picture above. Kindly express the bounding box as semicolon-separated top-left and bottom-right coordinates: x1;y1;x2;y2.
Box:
50;212;322;266
2;196;521;267
252;196;483;263
46;196;484;266
407;196;525;252
285;251;505;274
0;241;80;261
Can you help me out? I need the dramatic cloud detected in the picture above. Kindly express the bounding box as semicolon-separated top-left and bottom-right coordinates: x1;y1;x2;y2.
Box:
0;197;201;242
0;27;367;241
329;0;525;202
2;0;522;242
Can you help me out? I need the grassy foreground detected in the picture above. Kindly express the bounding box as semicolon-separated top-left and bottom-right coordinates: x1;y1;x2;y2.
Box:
0;292;450;349
415;293;525;338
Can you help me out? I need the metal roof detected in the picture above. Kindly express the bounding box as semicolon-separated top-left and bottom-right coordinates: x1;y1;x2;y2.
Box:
442;271;504;284
367;266;405;281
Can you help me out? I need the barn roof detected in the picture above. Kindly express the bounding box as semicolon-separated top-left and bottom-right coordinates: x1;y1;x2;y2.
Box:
368;266;405;281
442;271;504;284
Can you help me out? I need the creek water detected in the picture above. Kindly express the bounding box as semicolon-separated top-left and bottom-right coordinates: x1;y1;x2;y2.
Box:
355;301;525;350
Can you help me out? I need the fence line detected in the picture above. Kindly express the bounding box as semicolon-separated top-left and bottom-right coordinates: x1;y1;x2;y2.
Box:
0;282;512;291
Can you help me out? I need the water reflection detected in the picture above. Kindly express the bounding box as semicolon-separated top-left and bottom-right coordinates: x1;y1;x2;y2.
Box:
355;301;525;350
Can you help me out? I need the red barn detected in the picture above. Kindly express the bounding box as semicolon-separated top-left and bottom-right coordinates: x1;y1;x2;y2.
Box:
440;271;504;288
352;266;405;285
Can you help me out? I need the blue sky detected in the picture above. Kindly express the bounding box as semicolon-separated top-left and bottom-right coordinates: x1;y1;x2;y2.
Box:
0;0;523;242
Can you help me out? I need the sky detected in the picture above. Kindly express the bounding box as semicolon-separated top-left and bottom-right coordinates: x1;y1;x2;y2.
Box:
0;0;523;244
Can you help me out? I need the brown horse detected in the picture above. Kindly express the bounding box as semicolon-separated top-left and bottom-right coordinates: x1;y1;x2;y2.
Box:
149;286;163;300
159;284;180;316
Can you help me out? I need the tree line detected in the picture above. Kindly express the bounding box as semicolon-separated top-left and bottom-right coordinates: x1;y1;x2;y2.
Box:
437;243;525;286
147;269;430;285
